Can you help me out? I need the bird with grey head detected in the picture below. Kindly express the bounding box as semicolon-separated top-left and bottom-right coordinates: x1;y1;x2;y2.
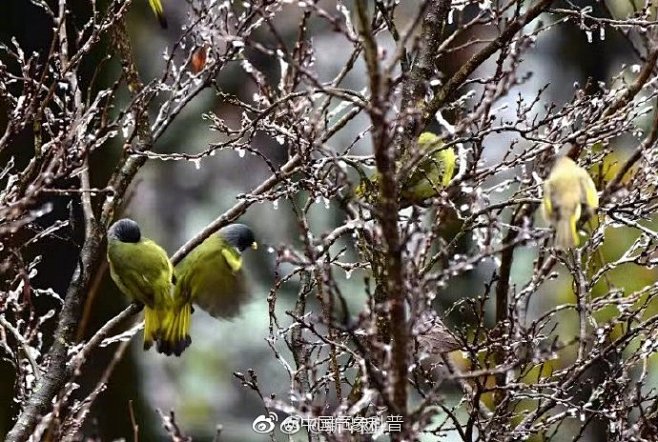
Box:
107;218;175;351
157;223;258;356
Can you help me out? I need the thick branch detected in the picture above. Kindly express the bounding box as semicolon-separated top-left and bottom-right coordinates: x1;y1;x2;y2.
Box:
399;0;451;138
602;48;658;119
423;0;554;124
356;0;408;425
169;154;301;265
6;16;151;442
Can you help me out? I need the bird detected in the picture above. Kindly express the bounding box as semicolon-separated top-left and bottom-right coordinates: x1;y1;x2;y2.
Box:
355;132;456;207
415;315;463;355
147;0;167;28
542;156;599;249
157;224;258;356
107;218;174;351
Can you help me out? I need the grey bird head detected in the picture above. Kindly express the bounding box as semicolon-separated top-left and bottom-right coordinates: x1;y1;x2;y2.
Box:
108;218;141;243
219;224;257;252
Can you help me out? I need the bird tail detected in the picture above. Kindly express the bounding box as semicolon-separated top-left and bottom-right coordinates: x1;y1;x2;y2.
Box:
148;0;168;28
157;303;192;357
143;306;165;351
554;213;579;250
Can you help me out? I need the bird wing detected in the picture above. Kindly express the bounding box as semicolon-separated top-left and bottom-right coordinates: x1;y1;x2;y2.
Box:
439;148;456;187
176;235;250;320
542;180;554;219
108;239;172;307
578;171;599;210
402;143;454;201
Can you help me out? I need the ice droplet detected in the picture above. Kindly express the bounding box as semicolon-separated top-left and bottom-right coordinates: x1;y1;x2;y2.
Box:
599;27;605;41
345;268;353;279
585;30;593;43
272;200;279;210
237;148;246;158
448;9;454;24
193;159;201;170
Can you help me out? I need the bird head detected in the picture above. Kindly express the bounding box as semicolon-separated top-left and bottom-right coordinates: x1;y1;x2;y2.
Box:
220;224;257;252
108;218;141;243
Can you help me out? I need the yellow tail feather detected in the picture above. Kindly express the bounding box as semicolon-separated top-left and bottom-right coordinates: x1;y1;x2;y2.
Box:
143;306;163;350
157;303;192;356
554;215;579;250
148;0;167;28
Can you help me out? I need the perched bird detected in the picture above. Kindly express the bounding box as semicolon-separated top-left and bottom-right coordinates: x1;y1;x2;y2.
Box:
542;156;599;249
415;315;462;356
147;0;167;28
413;314;464;386
107;219;174;351
158;224;258;356
355;132;456;207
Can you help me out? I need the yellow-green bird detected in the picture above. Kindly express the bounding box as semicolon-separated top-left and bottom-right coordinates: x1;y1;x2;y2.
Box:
157;224;258;356
147;0;167;28
356;132;456;207
542;156;599;249
107;218;174;351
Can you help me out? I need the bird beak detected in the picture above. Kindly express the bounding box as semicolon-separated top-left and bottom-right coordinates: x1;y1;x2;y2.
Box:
251;242;258;250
